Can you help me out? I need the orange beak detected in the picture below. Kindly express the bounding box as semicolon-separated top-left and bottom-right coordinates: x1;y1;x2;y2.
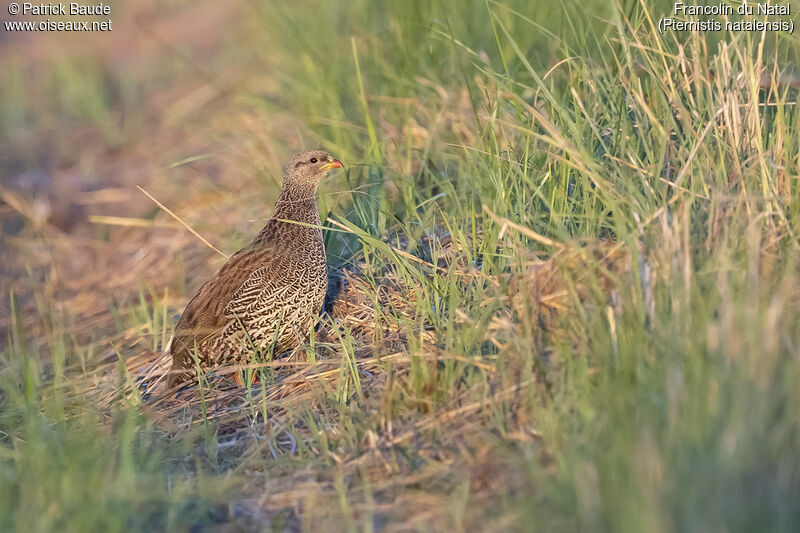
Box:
322;159;343;170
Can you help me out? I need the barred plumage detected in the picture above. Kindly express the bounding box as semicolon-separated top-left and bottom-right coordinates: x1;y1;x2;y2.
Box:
167;150;341;388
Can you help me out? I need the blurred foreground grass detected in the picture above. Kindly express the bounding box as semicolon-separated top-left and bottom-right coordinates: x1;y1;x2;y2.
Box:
2;0;800;531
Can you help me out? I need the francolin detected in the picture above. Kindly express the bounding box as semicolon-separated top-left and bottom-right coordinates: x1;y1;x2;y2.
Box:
167;150;341;387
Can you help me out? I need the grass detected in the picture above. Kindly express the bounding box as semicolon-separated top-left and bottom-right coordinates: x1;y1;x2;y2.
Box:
2;0;800;530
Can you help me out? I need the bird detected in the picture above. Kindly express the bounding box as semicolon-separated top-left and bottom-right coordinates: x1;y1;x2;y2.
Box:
166;149;342;388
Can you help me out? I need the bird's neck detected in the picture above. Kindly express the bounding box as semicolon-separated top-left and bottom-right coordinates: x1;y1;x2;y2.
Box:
272;184;320;225
249;182;323;249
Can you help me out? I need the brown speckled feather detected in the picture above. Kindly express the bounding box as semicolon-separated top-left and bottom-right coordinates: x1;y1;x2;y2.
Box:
167;150;339;387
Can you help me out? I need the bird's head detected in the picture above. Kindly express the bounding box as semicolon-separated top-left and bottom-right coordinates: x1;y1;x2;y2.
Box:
282;149;343;195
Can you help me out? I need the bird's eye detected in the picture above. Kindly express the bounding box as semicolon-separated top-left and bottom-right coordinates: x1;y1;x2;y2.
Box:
310;157;318;163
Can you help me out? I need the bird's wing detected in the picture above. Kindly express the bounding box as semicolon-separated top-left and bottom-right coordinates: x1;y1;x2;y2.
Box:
169;241;278;380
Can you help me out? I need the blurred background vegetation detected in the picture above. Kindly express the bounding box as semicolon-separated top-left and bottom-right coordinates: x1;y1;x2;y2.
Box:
2;0;800;531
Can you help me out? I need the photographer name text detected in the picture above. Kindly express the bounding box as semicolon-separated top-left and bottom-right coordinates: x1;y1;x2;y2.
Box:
4;2;113;32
